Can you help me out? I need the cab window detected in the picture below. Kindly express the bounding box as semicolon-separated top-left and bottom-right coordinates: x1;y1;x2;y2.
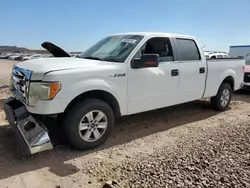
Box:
133;37;174;62
176;38;201;61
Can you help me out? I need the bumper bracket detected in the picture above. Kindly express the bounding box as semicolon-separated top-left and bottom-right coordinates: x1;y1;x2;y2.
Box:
3;97;53;156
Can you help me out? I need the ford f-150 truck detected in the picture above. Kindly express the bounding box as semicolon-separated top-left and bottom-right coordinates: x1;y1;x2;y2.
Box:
3;32;245;156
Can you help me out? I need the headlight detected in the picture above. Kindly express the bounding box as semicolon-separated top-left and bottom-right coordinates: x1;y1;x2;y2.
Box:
28;82;61;106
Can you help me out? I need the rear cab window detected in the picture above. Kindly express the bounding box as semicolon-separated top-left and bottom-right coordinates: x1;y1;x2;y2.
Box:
175;38;201;61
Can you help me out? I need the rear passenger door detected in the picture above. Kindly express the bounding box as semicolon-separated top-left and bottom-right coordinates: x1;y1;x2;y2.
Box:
174;38;206;104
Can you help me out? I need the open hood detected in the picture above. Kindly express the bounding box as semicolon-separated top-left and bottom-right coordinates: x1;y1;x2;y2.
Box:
41;42;71;57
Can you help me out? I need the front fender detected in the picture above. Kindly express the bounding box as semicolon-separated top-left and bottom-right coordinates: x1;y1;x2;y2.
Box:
57;77;128;115
68;78;123;102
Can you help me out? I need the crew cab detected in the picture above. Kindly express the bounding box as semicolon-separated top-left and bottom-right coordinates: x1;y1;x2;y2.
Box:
3;32;245;156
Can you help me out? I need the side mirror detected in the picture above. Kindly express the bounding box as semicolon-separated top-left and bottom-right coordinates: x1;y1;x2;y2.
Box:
131;54;159;69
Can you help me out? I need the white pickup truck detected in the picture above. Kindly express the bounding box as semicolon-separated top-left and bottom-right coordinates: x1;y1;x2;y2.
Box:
3;32;245;156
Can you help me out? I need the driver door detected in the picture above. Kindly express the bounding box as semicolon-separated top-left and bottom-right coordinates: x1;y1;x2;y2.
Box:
127;37;179;114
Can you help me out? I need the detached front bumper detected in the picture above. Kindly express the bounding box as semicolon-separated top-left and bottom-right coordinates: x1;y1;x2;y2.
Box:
3;97;53;156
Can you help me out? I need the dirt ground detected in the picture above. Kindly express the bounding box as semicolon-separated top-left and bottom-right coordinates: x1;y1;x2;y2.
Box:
0;59;249;188
0;59;16;85
0;59;16;99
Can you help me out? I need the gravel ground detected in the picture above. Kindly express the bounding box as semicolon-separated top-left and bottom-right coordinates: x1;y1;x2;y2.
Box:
123;121;250;188
0;59;249;188
80;96;250;188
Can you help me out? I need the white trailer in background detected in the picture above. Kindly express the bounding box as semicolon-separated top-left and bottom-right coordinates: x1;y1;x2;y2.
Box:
229;45;250;58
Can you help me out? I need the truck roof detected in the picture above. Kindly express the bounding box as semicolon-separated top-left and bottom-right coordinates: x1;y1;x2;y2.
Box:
111;32;197;39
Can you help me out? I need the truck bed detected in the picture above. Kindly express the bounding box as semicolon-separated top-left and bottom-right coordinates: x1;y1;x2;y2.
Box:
203;57;245;98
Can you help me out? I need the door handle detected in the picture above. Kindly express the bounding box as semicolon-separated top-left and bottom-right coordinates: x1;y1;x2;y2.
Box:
171;69;179;76
200;67;205;74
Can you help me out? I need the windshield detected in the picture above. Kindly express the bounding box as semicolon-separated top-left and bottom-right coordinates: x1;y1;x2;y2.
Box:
78;35;144;62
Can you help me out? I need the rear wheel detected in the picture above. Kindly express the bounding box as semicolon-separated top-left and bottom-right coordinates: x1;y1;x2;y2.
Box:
211;83;232;111
63;98;115;150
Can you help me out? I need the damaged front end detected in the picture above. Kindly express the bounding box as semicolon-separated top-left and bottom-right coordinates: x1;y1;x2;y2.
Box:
3;97;53;156
3;65;53;156
3;42;72;156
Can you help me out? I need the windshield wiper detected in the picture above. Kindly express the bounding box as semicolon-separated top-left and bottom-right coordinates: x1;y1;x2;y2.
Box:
81;56;103;61
103;57;121;62
81;56;121;62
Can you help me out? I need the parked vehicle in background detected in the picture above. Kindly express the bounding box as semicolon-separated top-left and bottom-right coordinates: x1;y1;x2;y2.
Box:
7;53;25;61
242;54;250;89
8;53;21;60
5;54;12;59
205;51;230;59
70;54;79;57
1;53;54;61
3;32;245;156
13;54;24;61
43;54;54;58
22;55;32;61
29;54;43;59
22;54;31;61
0;53;6;59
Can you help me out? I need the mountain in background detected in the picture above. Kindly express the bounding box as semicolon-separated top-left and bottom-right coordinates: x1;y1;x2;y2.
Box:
0;45;31;53
0;45;81;54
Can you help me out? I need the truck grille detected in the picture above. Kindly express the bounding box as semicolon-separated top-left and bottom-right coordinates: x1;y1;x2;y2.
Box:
11;66;32;103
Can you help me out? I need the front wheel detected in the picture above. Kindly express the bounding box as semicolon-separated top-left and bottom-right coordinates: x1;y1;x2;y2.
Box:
63;98;115;150
211;83;232;111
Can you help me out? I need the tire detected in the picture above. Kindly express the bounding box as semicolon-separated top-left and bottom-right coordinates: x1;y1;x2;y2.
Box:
211;83;232;111
63;98;115;150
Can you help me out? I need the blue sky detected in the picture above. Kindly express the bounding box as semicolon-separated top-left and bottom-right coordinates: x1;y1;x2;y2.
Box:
0;0;249;52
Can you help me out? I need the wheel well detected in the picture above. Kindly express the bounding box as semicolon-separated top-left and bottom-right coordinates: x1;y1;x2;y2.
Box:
222;76;234;90
65;90;121;118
